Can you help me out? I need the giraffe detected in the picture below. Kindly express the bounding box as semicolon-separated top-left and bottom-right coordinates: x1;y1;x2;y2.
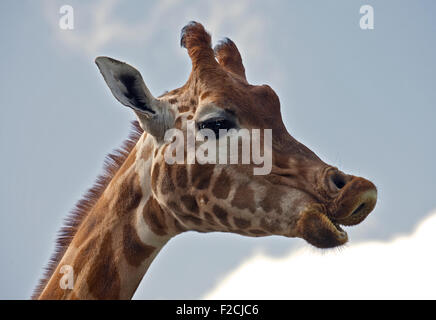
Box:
33;22;377;299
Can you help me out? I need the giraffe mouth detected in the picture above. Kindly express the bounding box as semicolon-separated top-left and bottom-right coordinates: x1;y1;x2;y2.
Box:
296;203;349;249
296;177;377;248
318;209;349;244
324;214;347;239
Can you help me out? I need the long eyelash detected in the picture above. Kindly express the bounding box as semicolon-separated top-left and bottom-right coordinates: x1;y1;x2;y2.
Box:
198;119;236;137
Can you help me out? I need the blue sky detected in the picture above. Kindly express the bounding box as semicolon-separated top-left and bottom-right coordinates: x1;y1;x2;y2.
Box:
0;0;435;299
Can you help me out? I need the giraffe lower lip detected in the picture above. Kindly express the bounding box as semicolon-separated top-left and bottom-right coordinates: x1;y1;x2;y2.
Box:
328;217;347;238
318;208;347;239
333;222;344;232
317;206;348;240
297;203;349;248
320;213;349;244
319;206;346;235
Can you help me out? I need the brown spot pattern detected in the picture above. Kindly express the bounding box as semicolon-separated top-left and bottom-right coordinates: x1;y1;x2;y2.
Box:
113;172;142;216
181;195;199;214
191;164;214;190
178;105;190;113
212;170;231;199
174;219;186;232
87;233;121;299
143;197;167;236
259;188;285;214
233;217;251;229
123;224;156;267
167;201;181;213
213;205;230;227
200;91;211;100
231;185;256;213
175;117;182;129
175;165;188;188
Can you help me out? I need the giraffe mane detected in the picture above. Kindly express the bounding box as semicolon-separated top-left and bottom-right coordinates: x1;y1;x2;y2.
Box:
32;120;144;299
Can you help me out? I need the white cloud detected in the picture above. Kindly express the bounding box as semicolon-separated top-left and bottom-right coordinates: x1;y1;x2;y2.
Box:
204;209;436;300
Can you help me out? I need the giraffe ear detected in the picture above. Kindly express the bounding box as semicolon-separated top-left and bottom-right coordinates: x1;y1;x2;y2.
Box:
95;56;157;115
95;56;173;139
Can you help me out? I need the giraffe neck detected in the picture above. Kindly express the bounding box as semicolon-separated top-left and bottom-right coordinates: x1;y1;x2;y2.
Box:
38;133;181;299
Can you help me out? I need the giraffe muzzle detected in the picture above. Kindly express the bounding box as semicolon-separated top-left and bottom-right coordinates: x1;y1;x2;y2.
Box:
297;174;377;248
327;176;377;226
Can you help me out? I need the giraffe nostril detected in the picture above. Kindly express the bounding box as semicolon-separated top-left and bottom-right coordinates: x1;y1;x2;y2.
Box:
330;172;347;190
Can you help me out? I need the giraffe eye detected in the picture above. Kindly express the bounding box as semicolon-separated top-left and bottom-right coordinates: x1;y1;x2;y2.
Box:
198;118;236;138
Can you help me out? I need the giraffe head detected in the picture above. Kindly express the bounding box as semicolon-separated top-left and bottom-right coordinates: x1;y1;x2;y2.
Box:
96;22;377;249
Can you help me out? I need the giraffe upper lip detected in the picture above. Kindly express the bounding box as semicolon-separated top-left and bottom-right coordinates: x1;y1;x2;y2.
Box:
327;178;377;226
